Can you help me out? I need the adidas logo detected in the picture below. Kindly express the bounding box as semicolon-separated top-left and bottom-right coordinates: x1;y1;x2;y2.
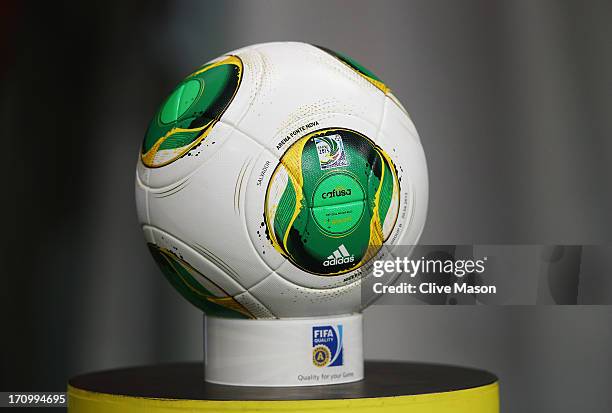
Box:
323;244;355;267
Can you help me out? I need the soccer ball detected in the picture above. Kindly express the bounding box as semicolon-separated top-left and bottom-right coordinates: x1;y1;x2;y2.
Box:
135;42;427;319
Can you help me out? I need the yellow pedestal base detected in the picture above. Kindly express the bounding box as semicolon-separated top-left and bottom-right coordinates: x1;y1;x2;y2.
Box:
68;362;499;413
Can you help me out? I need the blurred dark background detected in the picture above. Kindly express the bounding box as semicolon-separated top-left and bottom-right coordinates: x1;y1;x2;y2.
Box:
1;1;610;411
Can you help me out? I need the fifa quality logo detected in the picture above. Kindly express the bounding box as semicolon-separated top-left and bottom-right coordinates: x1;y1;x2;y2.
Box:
314;134;349;170
312;325;344;367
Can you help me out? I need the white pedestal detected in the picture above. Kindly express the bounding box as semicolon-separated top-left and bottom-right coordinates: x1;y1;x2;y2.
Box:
203;313;364;386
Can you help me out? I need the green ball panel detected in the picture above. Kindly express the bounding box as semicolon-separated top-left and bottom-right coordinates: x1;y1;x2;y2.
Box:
147;244;248;319
267;128;399;275
311;200;366;235
141;57;242;167
159;79;202;125
316;45;383;82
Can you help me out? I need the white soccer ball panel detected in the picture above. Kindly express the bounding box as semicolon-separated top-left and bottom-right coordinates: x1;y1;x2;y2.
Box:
377;97;428;252
235;42;385;150
135;172;149;225
234;291;275;319
244;149;286;272
248;271;362;318
147;129;271;289
386;92;420;142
